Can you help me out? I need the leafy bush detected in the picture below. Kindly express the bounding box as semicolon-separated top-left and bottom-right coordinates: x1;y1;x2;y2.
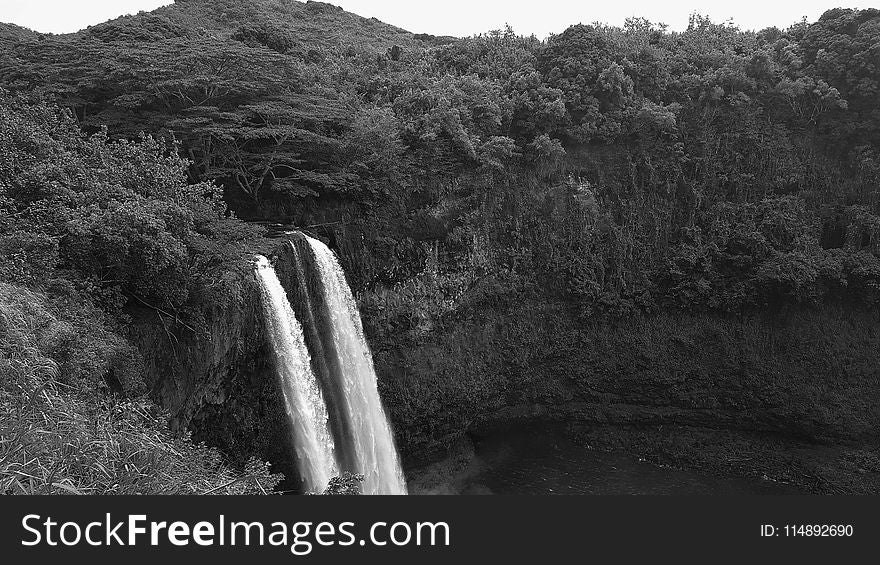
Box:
321;473;364;495
0;92;262;318
0;231;58;286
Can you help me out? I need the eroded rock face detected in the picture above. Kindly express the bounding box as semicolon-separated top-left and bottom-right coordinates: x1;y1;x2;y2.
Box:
373;299;880;464
125;239;880;490
126;251;298;485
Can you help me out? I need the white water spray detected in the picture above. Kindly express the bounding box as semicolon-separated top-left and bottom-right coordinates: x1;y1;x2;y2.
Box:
304;237;408;495
255;255;337;493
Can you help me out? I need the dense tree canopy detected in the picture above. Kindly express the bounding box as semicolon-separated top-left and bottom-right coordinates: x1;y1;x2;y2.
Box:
1;0;879;319
0;91;260;319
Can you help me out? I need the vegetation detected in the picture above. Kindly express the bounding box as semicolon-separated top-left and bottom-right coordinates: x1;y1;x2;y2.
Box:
0;283;281;494
1;0;879;491
321;472;364;495
0;91;272;494
3;2;876;317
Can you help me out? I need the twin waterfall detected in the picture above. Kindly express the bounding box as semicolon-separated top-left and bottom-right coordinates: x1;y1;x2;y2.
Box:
255;234;407;495
254;256;337;492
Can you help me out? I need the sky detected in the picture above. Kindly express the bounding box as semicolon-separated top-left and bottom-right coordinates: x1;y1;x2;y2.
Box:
0;0;874;37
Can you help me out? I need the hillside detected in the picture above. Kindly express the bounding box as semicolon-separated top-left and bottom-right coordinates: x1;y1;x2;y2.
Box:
80;0;428;50
0;22;40;41
1;3;879;494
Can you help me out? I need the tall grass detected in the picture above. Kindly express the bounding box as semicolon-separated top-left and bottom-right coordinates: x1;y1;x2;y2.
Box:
0;283;280;495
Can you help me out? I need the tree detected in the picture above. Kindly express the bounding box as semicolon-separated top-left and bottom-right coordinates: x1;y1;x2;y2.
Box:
0;92;259;315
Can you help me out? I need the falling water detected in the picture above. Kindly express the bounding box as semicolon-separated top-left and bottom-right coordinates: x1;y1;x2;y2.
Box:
254;255;337;493
304;236;408;495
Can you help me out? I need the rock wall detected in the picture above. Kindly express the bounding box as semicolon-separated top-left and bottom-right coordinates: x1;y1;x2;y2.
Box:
126;256;297;482
124;239;880;489
373;298;880;463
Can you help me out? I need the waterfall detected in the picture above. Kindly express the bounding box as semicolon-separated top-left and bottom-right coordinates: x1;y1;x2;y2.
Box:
304;236;408;495
254;255;337;493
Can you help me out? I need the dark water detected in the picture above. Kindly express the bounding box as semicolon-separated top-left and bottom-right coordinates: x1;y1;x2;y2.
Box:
412;429;800;495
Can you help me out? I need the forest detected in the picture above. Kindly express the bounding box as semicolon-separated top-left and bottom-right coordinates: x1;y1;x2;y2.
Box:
1;0;879;494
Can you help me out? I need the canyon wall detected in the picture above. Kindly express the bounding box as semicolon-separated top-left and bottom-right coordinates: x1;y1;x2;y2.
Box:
372;298;880;462
125;242;880;487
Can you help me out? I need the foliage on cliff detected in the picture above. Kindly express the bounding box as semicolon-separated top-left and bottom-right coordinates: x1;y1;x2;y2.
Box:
0;91;261;321
2;3;878;321
0;283;281;494
0;92;277;494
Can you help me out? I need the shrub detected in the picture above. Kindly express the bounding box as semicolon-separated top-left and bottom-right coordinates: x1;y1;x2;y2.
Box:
321;473;364;495
0;282;281;494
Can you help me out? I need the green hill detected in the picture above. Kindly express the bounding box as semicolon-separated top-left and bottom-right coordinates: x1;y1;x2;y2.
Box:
78;0;426;50
0;21;41;41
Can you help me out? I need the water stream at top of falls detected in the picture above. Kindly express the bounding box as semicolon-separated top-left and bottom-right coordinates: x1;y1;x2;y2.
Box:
255;255;337;493
304;236;408;495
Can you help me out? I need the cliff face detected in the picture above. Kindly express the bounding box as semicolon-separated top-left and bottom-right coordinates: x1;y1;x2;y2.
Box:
126;255;297;481
124;240;879;491
372;298;880;461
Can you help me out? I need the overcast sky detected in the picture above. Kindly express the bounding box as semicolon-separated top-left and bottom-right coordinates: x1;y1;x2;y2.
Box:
0;0;874;37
